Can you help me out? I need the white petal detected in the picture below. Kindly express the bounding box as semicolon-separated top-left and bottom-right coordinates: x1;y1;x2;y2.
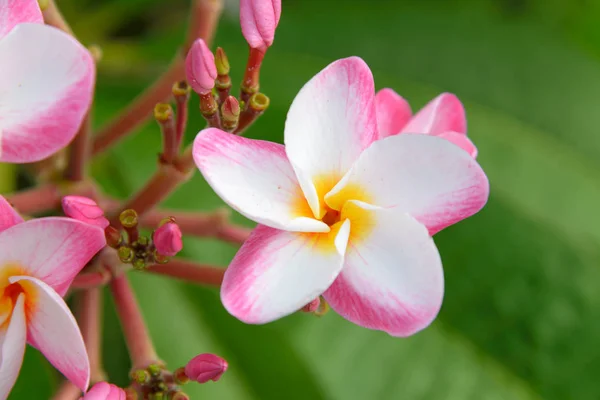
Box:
193;128;329;232
221;221;351;324
326;134;489;235
284;57;377;218
0;293;26;400
324;202;444;336
10;276;89;391
0;23;94;163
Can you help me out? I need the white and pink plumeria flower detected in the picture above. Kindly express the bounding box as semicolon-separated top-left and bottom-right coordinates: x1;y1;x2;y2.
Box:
193;57;489;336
0;196;106;399
0;0;94;163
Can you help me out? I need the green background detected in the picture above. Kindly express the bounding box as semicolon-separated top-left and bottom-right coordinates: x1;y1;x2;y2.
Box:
5;0;600;398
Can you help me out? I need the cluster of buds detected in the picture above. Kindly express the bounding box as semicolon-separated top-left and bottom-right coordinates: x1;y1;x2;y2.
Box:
126;354;227;399
184;0;279;135
109;210;183;270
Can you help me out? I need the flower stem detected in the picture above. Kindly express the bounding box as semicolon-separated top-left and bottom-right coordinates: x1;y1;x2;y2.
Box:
145;260;225;287
65;111;92;182
109;275;159;370
240;47;266;105
71;270;111;289
41;0;74;35
108;162;193;226
76;288;106;383
91;0;223;156
6;184;61;215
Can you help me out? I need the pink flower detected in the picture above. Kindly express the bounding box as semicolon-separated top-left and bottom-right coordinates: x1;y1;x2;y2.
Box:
0;195;106;398
153;221;183;257
193;57;489;337
80;382;126;400
375;88;477;157
0;0;95;163
62;196;109;229
184;353;228;383
240;0;281;51
185;38;217;95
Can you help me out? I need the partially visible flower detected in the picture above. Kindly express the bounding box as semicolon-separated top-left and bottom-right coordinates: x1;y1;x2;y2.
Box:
0;195;106;398
0;0;95;163
80;382;126;400
375;89;477;157
153;220;183;257
239;0;281;51
193;57;489;337
62;196;109;229
185;38;217;95
184;353;228;384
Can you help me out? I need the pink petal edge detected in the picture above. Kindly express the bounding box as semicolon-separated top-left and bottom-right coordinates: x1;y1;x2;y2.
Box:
400;92;467;136
0;195;23;233
375;88;412;138
0;0;43;39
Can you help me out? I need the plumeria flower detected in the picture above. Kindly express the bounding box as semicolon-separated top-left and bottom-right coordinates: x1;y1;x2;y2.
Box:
0;0;94;163
80;382;126;400
0;196;106;399
193;57;489;336
376;88;477;157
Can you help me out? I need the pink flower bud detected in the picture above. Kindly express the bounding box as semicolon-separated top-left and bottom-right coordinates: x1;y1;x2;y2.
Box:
301;298;320;313
62;196;109;229
185;39;217;94
184;353;228;384
153;221;183;257
240;0;282;51
80;382;126;400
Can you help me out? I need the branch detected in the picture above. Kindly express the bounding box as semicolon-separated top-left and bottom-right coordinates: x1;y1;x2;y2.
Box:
145;260;225;287
91;0;224;156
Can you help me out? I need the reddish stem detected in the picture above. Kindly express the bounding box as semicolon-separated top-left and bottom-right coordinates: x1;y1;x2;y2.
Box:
65;111;92;182
76;289;106;383
6;184;61;215
109;275;159;370
240;47;266;105
91;0;223;156
145;260;225;287
71;270;111;289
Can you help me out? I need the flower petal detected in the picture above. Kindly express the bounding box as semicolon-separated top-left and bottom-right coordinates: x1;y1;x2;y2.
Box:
10;276;89;391
0;195;23;233
0;218;106;296
221;221;351;324
324;202;443;337
0;0;42;39
375;88;412;138
400;93;466;135
326;134;489;235
437;131;478;158
0;23;94;163
0;293;26;400
193;128;329;233
284;57;377;218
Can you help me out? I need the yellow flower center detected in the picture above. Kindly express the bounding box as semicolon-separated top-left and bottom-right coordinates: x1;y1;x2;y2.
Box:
292;175;375;253
0;264;36;329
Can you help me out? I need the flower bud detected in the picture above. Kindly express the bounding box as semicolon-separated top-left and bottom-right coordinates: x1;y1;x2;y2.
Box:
215;47;230;76
80;382;126;400
153;221;183;257
185;39;217;95
184;353;228;384
62;196;109;229
240;0;281;51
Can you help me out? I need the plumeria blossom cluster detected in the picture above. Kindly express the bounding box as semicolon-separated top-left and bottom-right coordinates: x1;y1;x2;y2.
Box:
0;0;488;399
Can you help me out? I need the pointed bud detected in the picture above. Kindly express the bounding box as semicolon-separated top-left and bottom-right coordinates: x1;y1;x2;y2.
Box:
240;0;282;51
105;226;122;248
62;196;109;229
184;353;228;384
185;39;217;95
170;392;190;400
301;298;320;313
80;382;126;400
153;221;183;257
215;47;230;76
221;96;240;131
